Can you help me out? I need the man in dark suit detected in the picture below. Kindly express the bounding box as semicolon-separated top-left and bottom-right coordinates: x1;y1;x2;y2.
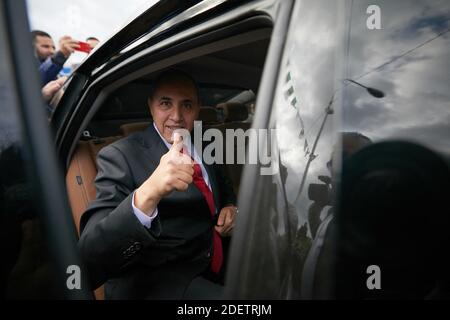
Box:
78;70;237;299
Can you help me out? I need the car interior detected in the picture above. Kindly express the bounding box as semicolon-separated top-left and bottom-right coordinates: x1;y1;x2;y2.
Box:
63;24;272;299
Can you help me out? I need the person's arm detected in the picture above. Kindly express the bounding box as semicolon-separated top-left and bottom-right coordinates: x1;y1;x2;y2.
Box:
78;145;162;290
131;191;158;228
38;52;66;85
41;76;66;101
38;36;79;85
78;133;194;290
133;133;194;213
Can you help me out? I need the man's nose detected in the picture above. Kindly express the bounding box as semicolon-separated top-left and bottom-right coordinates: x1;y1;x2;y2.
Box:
170;105;183;122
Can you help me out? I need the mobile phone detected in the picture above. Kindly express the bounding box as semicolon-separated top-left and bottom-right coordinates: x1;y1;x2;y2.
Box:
76;41;91;54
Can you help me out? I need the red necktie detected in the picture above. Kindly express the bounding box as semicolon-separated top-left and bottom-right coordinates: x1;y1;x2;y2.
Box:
181;146;223;273
192;162;223;274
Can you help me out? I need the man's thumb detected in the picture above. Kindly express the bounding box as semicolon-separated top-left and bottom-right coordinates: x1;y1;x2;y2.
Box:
170;132;183;153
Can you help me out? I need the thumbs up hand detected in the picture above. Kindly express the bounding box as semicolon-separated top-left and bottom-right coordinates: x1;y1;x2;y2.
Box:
166;132;195;165
134;132;194;216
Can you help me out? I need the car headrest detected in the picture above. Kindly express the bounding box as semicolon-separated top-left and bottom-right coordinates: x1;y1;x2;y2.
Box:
216;102;248;122
120;121;150;136
198;106;218;124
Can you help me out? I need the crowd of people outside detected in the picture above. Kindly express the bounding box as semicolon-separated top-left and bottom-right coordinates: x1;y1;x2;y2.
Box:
31;30;99;116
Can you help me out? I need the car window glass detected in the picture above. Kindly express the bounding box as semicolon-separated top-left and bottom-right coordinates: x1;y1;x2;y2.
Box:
270;0;341;299
343;0;450;154
239;0;450;299
228;0;341;299
0;12;58;299
335;0;450;299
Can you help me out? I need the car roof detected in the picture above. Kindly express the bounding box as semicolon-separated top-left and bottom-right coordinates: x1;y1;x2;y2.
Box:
76;0;262;77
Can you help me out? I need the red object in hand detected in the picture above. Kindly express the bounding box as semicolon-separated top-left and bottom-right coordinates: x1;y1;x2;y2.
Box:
76;41;91;53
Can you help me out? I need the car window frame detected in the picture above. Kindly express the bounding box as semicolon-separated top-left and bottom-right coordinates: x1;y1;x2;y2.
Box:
1;0;92;299
224;0;294;299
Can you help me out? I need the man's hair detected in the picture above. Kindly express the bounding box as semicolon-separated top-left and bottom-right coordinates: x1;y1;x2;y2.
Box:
86;37;99;42
150;69;200;103
31;30;52;44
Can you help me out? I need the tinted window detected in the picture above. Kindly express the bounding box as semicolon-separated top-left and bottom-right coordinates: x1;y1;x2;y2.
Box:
0;14;58;298
268;0;341;299
1;3;88;299
230;0;450;299
228;0;341;299
342;0;449;154
337;0;450;299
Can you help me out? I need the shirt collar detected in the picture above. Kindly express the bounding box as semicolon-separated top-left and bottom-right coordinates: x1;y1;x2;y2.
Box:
153;122;172;150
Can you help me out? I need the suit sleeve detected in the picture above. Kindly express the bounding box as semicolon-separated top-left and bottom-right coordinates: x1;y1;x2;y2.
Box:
38;51;67;85
214;164;237;208
78;144;161;290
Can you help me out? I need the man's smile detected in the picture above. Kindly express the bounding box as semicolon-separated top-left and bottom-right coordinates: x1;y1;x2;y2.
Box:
166;125;185;131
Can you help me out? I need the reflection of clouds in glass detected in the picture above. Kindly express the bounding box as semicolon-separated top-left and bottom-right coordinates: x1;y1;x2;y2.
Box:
273;1;339;226
344;0;450;154
290;6;338;118
348;1;449;81
275;96;306;173
395;14;449;38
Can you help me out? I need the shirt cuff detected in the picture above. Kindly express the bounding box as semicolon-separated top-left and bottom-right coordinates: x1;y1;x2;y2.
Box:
131;191;158;229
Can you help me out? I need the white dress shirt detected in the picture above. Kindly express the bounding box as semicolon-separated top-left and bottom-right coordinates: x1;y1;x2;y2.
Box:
132;123;211;228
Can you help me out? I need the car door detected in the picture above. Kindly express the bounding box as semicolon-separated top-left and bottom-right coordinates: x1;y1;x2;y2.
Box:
226;0;343;299
335;0;450;299
0;0;91;299
226;0;450;300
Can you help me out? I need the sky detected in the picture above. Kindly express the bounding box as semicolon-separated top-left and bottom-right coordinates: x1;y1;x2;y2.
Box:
26;0;158;65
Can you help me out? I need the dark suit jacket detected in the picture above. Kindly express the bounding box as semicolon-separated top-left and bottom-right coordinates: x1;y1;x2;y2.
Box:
78;124;236;299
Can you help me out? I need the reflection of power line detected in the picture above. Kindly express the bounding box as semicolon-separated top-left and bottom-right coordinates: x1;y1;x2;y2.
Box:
303;112;326;147
354;27;450;81
294;98;334;205
294;80;385;204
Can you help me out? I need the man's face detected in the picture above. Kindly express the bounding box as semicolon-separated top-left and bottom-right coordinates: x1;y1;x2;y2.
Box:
148;78;199;143
87;39;99;49
34;35;55;60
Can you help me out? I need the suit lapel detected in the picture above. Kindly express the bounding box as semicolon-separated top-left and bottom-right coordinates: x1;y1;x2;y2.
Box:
141;123;169;163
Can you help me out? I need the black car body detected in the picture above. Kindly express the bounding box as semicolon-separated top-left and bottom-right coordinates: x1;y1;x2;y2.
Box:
1;0;449;299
